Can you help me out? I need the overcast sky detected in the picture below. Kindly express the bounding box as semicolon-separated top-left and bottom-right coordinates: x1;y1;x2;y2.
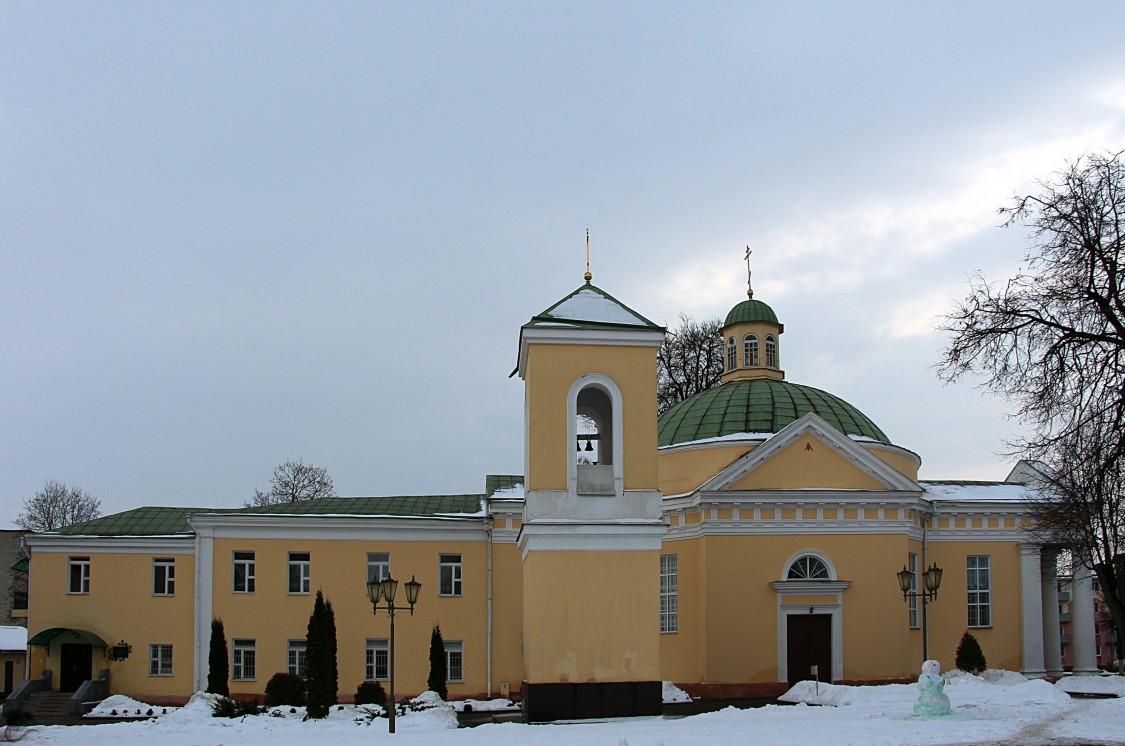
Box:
3;2;1125;528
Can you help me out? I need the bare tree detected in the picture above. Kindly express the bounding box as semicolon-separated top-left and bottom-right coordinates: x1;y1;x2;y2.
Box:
658;314;724;414
248;459;336;506
16;480;101;532
938;150;1125;658
1025;425;1125;668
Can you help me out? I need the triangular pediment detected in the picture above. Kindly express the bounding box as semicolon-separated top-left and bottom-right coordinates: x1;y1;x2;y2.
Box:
700;413;920;493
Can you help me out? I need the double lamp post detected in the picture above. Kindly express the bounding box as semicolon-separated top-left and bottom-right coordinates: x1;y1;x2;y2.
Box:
897;561;943;661
367;574;421;734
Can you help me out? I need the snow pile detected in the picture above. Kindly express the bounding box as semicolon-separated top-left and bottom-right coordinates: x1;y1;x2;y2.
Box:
451;697;518;712
781;672;1071;708
979;669;1030;686
662;681;691;703
86;695;177;718
1056;674;1125;697
402;690;458;729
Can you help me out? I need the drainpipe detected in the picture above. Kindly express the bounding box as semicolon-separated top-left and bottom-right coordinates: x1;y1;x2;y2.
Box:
486;520;493;699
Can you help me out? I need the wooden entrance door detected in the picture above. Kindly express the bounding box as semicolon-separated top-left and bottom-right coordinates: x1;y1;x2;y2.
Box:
786;614;832;684
60;643;92;692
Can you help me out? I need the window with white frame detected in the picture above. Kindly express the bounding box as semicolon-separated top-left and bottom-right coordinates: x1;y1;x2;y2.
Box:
68;556;90;594
153;558;175;596
787;555;830;580
445;640;464;682
232;639;256;680
365;638;389;681
744;334;759;367
765;335;778;368
233;551;255;593
288;552;310;594
439;554;462;596
367;552;390;583
726;336;737;370
288;640;307;677
907;553;919;628
660;554;678;633
149;644;173;676
967;555;991;627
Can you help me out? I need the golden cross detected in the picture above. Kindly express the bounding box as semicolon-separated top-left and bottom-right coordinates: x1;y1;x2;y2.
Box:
745;245;753;298
585;228;592;282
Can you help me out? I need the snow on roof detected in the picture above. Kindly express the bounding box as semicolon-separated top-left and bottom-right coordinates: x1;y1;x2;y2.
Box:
545;288;649;326
0;625;27;651
490;484;525;498
921;481;1033;503
658;431;775;449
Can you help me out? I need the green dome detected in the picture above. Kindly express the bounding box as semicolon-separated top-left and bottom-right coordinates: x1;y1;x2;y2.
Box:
724;298;779;326
658;379;889;447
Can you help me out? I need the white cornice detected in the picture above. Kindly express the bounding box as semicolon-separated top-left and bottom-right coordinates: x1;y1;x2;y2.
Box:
517;327;665;379
26;535;195;554
187;513;489;542
517;520;666;558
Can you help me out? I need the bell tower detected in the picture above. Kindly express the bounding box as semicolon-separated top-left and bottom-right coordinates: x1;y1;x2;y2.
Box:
515;278;666;721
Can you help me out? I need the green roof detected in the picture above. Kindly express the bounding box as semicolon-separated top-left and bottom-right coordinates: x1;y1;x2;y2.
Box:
45;495;486;537
724;298;780;326
485;474;524;497
525;283;663;331
658;378;889;447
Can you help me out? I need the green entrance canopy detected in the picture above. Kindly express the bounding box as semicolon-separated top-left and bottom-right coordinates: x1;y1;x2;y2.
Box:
27;627;108;648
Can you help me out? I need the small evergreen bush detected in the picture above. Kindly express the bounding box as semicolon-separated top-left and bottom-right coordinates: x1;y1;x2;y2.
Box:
428;624;448;701
207;618;230;697
355;680;387;707
955;631;987;674
211;696;262;718
265;672;307;707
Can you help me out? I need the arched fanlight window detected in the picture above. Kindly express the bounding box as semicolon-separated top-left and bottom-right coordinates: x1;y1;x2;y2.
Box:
744;334;759;367
787;555;830;580
765;335;777;368
726;337;737;370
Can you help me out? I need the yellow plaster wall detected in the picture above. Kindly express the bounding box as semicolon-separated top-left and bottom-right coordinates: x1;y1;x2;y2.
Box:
212;536;490;698
523;550;660;683
1;651;26;691
866;447;920;481
524;343;659;492
489;542;524;695
731;436;885;491
28;550;195;698
658;445;750;496
923;542;1023;673
669;534;919;683
658;539;702;683
720;321;784;383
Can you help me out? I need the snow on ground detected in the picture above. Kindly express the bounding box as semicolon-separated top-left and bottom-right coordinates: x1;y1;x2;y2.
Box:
18;676;1125;746
662;681;691;703
1056;673;1125;697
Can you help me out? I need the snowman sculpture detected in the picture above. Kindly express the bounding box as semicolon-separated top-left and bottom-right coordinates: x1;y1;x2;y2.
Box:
913;659;952;717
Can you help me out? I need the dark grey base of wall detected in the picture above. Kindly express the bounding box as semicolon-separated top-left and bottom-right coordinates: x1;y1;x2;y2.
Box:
521;680;661;722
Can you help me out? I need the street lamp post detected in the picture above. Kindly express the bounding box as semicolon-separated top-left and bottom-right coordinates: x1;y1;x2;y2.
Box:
897;562;943;661
367;574;421;734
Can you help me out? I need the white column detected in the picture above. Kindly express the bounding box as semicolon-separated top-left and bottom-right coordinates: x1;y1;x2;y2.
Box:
1019;544;1047;678
1071;564;1099;675
1041;549;1063;677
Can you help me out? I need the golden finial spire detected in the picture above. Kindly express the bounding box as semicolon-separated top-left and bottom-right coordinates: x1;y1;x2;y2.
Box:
745;245;753;298
584;228;593;282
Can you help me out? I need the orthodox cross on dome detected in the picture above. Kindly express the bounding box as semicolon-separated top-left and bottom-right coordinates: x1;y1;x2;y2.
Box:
745;245;754;298
585;228;593;283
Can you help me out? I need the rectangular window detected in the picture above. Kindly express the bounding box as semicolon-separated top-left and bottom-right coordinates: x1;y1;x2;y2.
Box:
288;552;311;594
365;638;389;681
445;640;464;683
967;555;991;627
660;554;678;633
439;554;462;596
367;552;390;584
907;553;920;628
232;639;256;681
68;557;90;594
153;558;175;596
149;644;173;676
288;640;307;677
233;552;255;593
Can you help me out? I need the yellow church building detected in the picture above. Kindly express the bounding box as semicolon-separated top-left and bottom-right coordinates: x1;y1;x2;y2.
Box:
19;273;1097;721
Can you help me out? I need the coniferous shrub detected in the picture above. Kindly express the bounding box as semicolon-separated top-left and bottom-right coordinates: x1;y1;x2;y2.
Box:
207;618;230;697
264;672;307;707
955;631;987;674
211;696;260;718
354;680;387;707
428;624;448;700
305;590;339;718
